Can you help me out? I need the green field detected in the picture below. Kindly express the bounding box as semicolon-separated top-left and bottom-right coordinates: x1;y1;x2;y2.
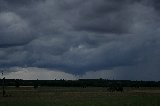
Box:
0;87;160;106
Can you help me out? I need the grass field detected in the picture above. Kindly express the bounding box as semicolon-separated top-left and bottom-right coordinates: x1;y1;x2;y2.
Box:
0;87;160;106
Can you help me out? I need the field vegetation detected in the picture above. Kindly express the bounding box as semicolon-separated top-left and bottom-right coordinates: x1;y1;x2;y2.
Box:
0;87;160;106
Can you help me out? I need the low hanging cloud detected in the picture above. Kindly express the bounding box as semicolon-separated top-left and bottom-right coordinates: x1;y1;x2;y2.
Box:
0;0;160;80
4;67;78;80
3;67;117;80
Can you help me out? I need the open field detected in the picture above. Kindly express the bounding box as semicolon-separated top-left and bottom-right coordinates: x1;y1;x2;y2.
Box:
0;87;160;106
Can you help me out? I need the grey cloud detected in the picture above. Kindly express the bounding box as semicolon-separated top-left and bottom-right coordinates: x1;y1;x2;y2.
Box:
72;0;131;34
0;12;34;47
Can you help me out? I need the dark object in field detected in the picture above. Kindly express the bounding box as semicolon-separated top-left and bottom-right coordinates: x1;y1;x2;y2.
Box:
2;77;5;97
107;86;123;92
34;84;38;89
2;89;6;97
117;86;123;92
34;79;39;89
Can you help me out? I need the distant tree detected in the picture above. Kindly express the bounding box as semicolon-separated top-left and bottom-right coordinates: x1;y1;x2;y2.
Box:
15;79;20;88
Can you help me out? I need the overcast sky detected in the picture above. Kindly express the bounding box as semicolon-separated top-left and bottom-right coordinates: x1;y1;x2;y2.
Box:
0;0;160;80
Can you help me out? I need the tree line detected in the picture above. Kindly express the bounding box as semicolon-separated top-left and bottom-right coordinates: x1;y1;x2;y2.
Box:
0;78;160;88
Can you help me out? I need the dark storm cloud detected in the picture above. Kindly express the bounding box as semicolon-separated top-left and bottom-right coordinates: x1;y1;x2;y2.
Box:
73;0;131;33
0;0;160;80
0;12;34;47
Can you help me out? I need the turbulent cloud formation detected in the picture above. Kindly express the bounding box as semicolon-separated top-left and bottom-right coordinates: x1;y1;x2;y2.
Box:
0;0;160;80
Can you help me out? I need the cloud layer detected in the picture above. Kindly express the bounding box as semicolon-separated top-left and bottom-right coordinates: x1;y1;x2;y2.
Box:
0;0;160;80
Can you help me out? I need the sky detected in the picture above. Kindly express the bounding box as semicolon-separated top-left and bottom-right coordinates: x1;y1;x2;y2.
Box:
0;0;160;80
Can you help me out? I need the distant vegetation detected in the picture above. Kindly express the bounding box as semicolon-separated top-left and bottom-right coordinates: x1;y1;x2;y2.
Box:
0;78;160;88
